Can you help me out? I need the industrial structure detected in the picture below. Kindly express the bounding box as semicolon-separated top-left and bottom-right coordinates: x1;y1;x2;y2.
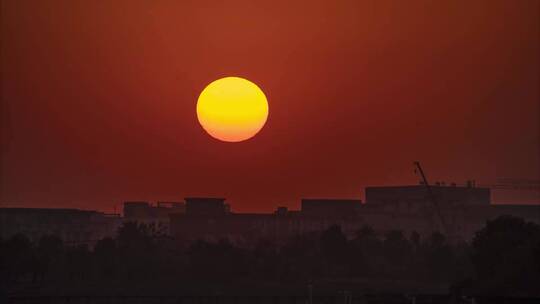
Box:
2;166;539;245
167;184;539;243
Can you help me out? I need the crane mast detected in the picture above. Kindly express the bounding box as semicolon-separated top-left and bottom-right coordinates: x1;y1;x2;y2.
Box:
413;161;449;236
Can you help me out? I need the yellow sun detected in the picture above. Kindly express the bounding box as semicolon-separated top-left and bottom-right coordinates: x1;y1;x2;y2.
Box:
196;77;269;142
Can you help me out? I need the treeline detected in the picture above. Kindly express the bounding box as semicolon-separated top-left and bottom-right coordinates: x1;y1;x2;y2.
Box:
1;216;539;296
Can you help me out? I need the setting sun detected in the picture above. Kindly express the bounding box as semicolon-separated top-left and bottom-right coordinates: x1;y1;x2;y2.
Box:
196;77;269;142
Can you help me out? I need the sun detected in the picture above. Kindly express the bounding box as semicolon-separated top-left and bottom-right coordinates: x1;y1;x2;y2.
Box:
196;77;269;142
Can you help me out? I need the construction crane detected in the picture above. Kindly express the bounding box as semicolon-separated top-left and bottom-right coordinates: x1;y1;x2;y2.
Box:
413;161;449;236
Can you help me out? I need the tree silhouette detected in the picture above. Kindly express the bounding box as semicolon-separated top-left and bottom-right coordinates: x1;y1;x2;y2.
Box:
186;239;249;283
251;238;279;280
116;221;156;279
422;231;455;282
1;234;34;282
320;225;350;276
352;225;383;277
281;233;322;280
383;230;412;278
2;216;538;296
35;235;64;281
471;215;540;295
64;244;91;280
93;237;117;279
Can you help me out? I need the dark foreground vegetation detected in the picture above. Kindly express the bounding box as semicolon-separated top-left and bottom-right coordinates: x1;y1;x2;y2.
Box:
1;216;539;300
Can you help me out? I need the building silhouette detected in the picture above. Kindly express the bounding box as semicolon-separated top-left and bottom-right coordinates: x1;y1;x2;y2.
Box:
168;184;539;243
0;208;121;245
1;183;539;245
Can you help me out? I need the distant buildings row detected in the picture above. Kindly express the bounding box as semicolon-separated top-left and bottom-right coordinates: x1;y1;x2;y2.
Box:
1;184;539;245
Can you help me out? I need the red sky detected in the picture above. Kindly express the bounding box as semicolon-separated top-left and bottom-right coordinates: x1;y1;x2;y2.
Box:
1;0;539;213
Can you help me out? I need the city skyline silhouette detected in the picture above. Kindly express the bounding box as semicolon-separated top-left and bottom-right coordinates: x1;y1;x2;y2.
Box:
1;0;539;302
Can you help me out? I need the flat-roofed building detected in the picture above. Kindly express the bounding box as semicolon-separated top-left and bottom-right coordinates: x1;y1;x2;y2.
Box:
0;208;121;246
123;201;186;235
185;197;228;216
301;199;362;218
170;190;540;244
365;185;491;209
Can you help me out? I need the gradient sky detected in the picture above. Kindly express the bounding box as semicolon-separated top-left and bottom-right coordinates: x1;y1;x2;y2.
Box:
1;0;539;213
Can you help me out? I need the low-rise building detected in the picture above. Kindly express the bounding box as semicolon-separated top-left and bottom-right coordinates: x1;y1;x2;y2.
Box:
2;185;538;246
0;208;121;246
169;185;540;243
123;201;185;235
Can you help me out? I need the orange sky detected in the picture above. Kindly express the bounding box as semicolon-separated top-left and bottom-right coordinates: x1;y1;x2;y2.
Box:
1;0;539;212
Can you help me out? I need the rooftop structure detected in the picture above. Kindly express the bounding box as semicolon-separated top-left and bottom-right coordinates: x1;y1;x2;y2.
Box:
365;185;491;207
123;201;185;219
2;185;538;246
185;197;229;216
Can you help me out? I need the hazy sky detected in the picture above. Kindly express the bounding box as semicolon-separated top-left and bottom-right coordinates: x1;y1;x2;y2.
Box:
1;0;539;212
